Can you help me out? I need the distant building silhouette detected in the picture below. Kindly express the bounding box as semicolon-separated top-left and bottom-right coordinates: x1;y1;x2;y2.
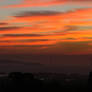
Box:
23;73;34;80
8;72;23;80
88;71;92;89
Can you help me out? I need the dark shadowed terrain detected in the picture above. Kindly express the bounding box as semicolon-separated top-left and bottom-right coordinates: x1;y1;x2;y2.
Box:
0;71;92;92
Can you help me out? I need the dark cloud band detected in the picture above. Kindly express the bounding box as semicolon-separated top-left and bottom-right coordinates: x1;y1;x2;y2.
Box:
15;11;61;17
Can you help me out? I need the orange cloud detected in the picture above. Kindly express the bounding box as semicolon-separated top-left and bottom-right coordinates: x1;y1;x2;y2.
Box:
2;0;67;8
0;8;92;54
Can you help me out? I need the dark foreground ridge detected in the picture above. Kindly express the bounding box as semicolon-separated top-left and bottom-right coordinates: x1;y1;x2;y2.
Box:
0;72;92;92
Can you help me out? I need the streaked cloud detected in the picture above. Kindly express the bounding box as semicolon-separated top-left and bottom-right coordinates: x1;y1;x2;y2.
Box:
1;0;67;8
15;11;61;17
0;0;92;55
0;26;21;31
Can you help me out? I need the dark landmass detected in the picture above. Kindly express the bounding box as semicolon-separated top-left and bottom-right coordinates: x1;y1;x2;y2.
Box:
0;71;92;92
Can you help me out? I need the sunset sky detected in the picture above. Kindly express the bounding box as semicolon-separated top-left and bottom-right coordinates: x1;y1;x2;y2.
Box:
0;0;92;73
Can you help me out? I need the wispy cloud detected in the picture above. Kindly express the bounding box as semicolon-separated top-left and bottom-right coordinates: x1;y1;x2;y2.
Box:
1;0;67;8
0;0;92;55
0;26;21;31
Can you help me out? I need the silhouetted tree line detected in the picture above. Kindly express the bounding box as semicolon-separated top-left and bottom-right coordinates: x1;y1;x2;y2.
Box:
0;72;43;92
0;72;92;92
